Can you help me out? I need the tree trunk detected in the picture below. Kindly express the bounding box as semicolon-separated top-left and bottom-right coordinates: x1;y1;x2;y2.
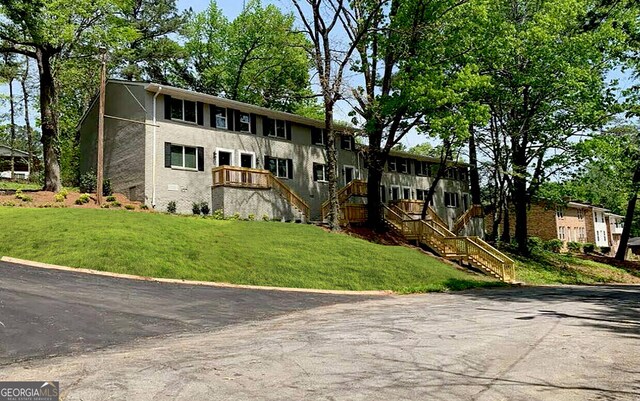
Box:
36;49;61;192
500;200;511;243
512;175;529;255
366;154;384;231
21;56;34;175
468;124;482;205
325;105;340;231
8;74;16;180
615;168;640;260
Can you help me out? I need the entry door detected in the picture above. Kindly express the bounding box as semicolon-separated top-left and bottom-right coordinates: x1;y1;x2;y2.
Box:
218;151;232;166
344;166;355;185
240;153;253;168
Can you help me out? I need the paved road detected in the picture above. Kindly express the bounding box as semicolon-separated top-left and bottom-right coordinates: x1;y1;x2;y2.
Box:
1;262;640;400
0;261;377;365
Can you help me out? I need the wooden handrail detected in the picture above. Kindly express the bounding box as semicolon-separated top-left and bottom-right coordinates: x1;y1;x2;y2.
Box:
321;179;367;219
212;166;310;219
427;206;449;230
452;204;483;234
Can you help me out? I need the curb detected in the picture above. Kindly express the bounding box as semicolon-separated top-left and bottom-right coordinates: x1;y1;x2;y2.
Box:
0;256;392;296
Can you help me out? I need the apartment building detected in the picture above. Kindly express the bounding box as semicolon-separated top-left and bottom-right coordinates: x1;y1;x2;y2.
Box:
78;80;480;234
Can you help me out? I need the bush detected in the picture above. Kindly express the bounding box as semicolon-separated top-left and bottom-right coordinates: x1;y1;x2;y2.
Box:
211;209;224;220
229;212;241;221
600;246;611;254
101;204;110;209
14;189;22;196
262;214;269;221
567;242;582;253
110;201;121;208
167;201;177;214
583;243;598;254
78;193;91;204
527;236;544;252
192;202;201;215
54;193;65;203
200;201;210;216
58;188;69;199
106;195;116;202
19;195;33;202
79;171;112;196
140;204;149;210
543;239;563;253
124;204;135;210
248;214;255;221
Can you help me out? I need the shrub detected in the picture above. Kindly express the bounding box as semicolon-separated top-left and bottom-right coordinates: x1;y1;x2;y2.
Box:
211;209;224;220
19;195;33;202
14;189;22;196
2;201;16;207
167;201;177;214
200;201;210;216
75;198;84;205
229;212;241;220
192;202;201;215
58;188;69;199
106;195;116;202
54;193;65;203
124;204;135;210
527;236;544;252
79;171;112;196
101;204;110;209
567;242;582;253
77;193;91;204
600;246;611;254
110;201;121;208
262;214;269;221
583;243;597;254
248;213;255;221
543;239;563;253
140;204;149;210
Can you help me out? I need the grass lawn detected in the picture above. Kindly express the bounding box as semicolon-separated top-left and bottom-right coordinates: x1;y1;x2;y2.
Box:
512;249;640;285
0;181;41;191
0;207;502;293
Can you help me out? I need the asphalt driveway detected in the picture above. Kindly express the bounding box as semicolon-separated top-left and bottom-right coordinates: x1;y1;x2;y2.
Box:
0;260;377;365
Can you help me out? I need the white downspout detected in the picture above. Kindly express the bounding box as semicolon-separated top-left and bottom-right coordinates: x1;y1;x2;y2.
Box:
152;87;162;208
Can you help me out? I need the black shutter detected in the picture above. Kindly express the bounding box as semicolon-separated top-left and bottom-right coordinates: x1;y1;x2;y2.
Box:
263;117;272;136
164;142;171;168
287;159;293;179
210;105;216;127
227;109;235;131
197;147;204;171
381;186;387;203
197;102;204;125
311;127;320;144
264;156;271;172
285;121;292;140
234;110;242;132
250;113;257;134
312;163;318;181
164;95;172;120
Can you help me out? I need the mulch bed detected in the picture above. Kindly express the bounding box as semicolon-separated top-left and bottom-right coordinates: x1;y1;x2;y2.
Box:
0;191;145;210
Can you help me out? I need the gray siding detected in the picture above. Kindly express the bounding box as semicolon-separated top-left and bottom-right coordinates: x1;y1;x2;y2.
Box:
79;82;146;200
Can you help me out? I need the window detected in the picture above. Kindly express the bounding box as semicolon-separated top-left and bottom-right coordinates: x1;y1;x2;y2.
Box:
390;186;400;201
171;145;198;170
213;106;227;129
462;193;470;210
265;156;292;179
416;189;426;201
444;192;459;208
340;135;353;150
311;127;325;145
270;119;286;138
388;157;397;172
313;163;327;182
558;226;565;240
556;208;564;218
459;168;468;182
416;161;431;177
398;158;409;174
445;168;458;180
402;187;411;200
577;209;584;220
238;112;251;132
380;185;387;203
171;98;197;123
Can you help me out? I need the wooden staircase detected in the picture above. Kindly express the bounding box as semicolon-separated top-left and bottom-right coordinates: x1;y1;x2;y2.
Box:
383;205;515;282
451;204;483;234
321;179;368;223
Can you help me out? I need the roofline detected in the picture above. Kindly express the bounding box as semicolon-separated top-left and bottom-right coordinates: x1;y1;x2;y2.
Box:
604;212;624;218
76;80;148;131
145;82;329;129
0;145;29;156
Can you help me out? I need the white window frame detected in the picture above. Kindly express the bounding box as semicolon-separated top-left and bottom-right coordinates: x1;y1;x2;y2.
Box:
214;106;227;129
390;185;401;201
215;147;235;167
556;208;564;218
270;119;286;138
402;186;411;200
343;165;356;186
388;157;397;172
170;144;198;171
312;128;325;145
171;98;198;124
313;163;328;182
399;158;409;174
342;135;353;150
238;112;251;133
238;151;255;169
444;192;459;208
266;157;290;179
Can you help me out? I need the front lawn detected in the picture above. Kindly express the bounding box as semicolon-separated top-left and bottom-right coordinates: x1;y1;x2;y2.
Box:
0;207;501;293
0;181;41;191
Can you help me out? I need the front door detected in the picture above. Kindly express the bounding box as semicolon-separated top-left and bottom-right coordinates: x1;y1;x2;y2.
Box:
218;151;232;167
344;166;355;185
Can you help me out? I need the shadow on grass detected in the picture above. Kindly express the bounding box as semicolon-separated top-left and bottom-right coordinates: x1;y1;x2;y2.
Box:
398;278;508;294
456;284;640;338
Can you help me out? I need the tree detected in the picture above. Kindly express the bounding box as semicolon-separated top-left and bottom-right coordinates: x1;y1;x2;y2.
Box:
292;0;378;231
0;53;18;178
0;0;133;191
20;56;36;174
477;0;623;254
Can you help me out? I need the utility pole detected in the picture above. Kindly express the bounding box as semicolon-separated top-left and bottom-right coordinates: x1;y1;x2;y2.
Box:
96;47;107;205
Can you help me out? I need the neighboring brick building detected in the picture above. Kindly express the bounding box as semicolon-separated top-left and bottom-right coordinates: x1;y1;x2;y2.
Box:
485;200;623;255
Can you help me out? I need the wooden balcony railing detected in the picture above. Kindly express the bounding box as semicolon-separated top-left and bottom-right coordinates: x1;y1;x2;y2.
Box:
390;199;425;214
321;179;367;220
452;204;483;234
212;166;310;218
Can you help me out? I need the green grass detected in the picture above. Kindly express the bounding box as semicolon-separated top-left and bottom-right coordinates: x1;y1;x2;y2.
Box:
0;207;502;293
513;249;639;285
0;181;41;191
